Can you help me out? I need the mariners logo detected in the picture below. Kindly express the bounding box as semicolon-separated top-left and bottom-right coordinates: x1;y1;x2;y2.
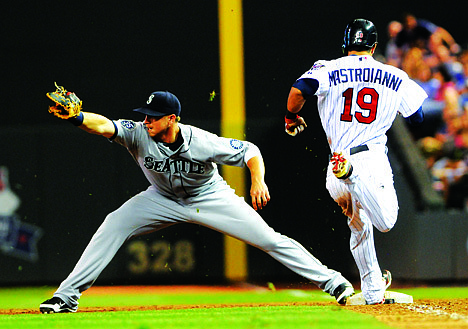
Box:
147;94;154;104
229;139;244;150
121;120;136;130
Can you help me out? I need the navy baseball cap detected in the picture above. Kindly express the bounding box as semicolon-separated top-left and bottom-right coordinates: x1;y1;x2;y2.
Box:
133;91;181;117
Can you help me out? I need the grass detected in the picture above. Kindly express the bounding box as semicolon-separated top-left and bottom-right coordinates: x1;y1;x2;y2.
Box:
0;306;392;329
1;285;467;329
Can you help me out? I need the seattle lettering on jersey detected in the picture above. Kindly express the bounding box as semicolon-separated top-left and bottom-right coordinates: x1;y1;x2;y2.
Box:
144;156;205;174
328;68;402;91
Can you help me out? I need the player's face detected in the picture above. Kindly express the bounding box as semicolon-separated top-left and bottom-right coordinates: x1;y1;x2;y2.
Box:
144;115;172;141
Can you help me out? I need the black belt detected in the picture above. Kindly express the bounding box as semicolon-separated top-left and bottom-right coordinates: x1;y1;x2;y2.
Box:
329;145;369;160
350;145;369;155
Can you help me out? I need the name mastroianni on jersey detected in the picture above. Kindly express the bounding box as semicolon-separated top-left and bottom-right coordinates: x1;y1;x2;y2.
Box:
328;67;402;91
308;58;404;92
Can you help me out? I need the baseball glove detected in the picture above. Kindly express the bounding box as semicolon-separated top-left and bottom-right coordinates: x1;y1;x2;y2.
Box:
46;82;82;119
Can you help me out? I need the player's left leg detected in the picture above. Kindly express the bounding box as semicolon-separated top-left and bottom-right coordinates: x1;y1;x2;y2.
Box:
188;186;353;300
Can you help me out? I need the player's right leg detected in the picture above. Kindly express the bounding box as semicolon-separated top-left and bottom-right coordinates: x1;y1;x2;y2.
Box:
330;149;398;232
40;186;183;313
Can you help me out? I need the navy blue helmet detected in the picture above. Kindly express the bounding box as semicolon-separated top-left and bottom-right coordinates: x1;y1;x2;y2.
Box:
342;19;378;54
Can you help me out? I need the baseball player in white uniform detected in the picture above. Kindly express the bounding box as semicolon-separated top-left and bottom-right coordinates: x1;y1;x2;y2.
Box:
285;19;427;304
40;90;355;313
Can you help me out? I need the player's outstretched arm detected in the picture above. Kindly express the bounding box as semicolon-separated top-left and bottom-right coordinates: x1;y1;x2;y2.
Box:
247;156;271;210
45;83;116;139
79;112;116;138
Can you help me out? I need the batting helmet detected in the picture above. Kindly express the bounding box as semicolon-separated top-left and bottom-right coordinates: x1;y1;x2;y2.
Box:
342;19;378;54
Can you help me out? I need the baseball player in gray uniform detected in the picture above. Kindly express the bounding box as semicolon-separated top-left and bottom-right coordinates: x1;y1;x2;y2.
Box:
285;19;427;304
40;90;355;313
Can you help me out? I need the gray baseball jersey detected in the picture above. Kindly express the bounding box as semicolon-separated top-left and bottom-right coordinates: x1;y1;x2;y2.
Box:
51;119;352;309
113;121;260;200
295;54;427;304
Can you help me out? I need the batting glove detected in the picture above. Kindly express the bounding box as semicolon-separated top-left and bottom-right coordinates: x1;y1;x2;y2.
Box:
285;114;307;136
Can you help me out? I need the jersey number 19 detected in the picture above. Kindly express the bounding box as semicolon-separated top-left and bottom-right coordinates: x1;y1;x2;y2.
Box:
341;87;379;124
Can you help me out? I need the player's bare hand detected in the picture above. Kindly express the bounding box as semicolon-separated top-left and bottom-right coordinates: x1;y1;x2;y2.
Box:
285;115;307;136
250;180;271;211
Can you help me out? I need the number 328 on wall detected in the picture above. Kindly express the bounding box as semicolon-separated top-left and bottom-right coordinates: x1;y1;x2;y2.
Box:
126;240;195;274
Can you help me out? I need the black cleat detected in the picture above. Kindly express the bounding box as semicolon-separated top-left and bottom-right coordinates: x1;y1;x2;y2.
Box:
333;282;355;305
40;297;78;314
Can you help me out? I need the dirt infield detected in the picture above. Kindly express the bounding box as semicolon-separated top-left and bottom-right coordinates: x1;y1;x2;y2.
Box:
349;299;468;328
3;285;468;328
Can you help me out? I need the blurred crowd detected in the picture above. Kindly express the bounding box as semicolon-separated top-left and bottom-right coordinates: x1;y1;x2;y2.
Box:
382;13;468;210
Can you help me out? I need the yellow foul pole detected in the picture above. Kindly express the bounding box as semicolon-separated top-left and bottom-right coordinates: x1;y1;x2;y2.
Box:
218;0;247;282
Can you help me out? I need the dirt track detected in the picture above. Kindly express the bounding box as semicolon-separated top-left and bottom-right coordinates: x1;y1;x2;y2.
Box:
3;286;468;328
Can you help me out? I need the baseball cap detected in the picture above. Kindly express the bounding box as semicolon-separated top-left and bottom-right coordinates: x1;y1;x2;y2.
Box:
133;91;181;117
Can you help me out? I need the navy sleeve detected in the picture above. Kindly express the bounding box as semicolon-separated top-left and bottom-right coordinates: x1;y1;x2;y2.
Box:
405;106;424;126
108;121;119;141
292;78;319;99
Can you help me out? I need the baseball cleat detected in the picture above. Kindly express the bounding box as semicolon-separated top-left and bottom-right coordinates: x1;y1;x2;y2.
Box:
40;297;78;314
333;282;355;305
365;270;393;304
347;291;412;305
330;152;353;179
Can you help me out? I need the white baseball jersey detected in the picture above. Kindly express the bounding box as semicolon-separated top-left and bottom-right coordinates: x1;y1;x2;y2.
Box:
294;54;427;304
297;55;427;153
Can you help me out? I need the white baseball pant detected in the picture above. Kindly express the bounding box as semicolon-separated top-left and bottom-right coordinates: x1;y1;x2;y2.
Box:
326;144;398;304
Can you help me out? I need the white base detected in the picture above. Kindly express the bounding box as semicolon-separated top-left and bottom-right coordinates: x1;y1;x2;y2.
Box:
347;291;413;305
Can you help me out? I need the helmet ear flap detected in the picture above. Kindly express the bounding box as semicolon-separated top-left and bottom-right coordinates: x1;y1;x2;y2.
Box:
342;26;351;53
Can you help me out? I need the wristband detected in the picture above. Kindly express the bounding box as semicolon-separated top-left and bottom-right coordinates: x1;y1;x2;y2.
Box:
67;112;84;126
285;112;299;123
